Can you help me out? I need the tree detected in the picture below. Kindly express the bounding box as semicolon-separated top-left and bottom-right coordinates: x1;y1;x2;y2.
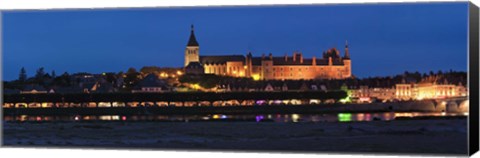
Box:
126;67;137;74
34;67;46;85
413;71;422;82
19;67;27;82
35;67;45;80
60;72;71;86
51;70;56;78
422;73;428;78
117;71;124;77
340;83;352;98
104;72;117;84
125;67;141;88
437;70;443;76
140;66;161;75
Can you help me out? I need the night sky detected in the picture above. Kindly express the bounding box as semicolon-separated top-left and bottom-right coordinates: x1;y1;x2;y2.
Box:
2;2;468;81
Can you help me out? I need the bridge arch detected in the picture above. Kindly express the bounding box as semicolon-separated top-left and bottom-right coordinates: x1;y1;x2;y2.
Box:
415;100;436;112
457;100;469;113
446;101;459;113
433;100;447;112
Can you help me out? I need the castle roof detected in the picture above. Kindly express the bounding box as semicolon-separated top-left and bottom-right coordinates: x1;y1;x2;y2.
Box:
198;53;347;66
200;55;245;65
251;57;345;66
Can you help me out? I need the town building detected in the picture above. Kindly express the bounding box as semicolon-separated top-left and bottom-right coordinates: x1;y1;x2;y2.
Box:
217;80;328;92
132;74;171;93
184;25;352;80
349;75;467;102
20;85;49;94
351;86;396;102
395;76;466;100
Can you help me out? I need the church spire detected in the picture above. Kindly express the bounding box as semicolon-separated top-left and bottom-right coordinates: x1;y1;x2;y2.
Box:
344;40;350;59
187;24;199;46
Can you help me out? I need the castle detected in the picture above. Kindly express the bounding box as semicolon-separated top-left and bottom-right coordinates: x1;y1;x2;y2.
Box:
184;25;352;80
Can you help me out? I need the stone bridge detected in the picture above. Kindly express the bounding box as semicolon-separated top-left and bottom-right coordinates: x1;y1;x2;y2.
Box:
390;97;469;113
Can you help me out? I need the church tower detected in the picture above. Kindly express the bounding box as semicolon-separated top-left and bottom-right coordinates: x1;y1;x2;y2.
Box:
185;25;200;67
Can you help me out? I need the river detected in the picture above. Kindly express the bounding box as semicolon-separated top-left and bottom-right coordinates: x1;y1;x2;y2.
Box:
3;112;468;122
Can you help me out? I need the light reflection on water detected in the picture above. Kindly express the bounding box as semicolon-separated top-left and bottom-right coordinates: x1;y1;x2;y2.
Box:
3;112;467;123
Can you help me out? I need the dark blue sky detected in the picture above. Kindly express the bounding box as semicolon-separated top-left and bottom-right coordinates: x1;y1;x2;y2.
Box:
2;2;468;81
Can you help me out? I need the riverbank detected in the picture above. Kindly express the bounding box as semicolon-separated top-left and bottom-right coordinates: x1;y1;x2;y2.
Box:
3;118;467;155
2;100;470;116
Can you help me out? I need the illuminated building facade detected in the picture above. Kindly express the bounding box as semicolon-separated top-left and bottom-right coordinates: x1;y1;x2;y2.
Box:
350;75;468;102
351;86;396;102
395;77;467;100
184;25;352;80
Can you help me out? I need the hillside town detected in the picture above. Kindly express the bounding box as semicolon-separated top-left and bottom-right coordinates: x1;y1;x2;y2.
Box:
3;65;467;104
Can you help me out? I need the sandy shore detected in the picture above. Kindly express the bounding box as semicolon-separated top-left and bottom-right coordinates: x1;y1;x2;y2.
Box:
2;119;467;155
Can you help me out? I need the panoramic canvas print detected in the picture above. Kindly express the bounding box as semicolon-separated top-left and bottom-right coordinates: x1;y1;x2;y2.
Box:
1;2;473;155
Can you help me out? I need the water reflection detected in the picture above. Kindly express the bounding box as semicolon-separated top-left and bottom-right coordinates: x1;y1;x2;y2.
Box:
255;115;264;122
3;112;467;123
338;113;352;122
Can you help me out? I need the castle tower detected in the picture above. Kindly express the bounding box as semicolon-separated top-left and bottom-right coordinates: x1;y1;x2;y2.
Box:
344;40;350;59
245;52;253;77
185;25;200;67
343;40;352;78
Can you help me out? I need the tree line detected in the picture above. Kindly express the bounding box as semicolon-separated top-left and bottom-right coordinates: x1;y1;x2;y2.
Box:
5;66;467;92
4;66;182;91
